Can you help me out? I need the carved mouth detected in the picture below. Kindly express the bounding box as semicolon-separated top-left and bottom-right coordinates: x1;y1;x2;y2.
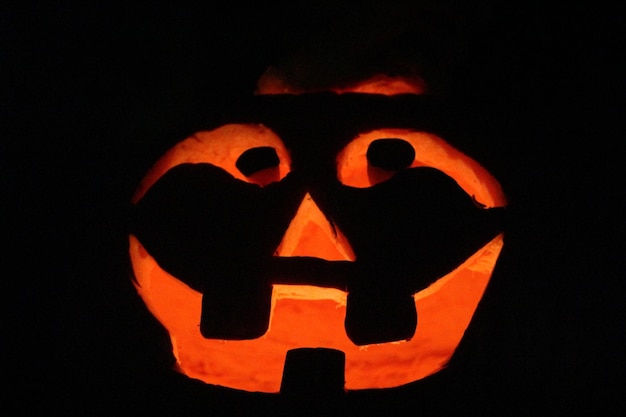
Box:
129;233;504;392
199;257;418;345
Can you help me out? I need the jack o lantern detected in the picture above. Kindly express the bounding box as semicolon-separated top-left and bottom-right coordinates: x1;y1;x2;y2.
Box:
128;73;506;394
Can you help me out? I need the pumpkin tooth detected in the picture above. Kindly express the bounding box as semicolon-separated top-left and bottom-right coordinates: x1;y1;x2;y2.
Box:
280;348;346;397
345;291;417;345
199;282;273;340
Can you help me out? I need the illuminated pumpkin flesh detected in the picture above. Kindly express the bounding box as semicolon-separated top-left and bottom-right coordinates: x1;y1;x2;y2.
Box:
129;77;506;393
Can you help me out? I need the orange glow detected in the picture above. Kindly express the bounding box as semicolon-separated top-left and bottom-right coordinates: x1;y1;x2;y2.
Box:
130;234;503;392
130;74;507;393
256;72;426;96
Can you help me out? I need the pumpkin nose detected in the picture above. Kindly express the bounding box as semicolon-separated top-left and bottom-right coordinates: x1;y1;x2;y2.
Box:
275;193;355;261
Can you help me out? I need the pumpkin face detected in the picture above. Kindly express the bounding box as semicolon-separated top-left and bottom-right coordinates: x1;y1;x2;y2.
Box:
128;76;506;394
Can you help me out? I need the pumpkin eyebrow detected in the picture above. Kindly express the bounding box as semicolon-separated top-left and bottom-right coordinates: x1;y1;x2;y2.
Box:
236;146;280;176
366;138;415;170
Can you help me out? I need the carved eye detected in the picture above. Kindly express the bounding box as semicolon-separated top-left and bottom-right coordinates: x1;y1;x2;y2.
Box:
367;138;415;170
236;146;281;185
131;124;291;202
236;146;280;176
337;130;418;188
337;128;505;208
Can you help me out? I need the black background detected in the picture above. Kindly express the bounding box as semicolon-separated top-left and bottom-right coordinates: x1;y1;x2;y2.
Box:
4;2;624;415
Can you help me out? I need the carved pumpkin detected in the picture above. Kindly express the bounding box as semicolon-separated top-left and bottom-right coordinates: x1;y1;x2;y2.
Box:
128;73;506;394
